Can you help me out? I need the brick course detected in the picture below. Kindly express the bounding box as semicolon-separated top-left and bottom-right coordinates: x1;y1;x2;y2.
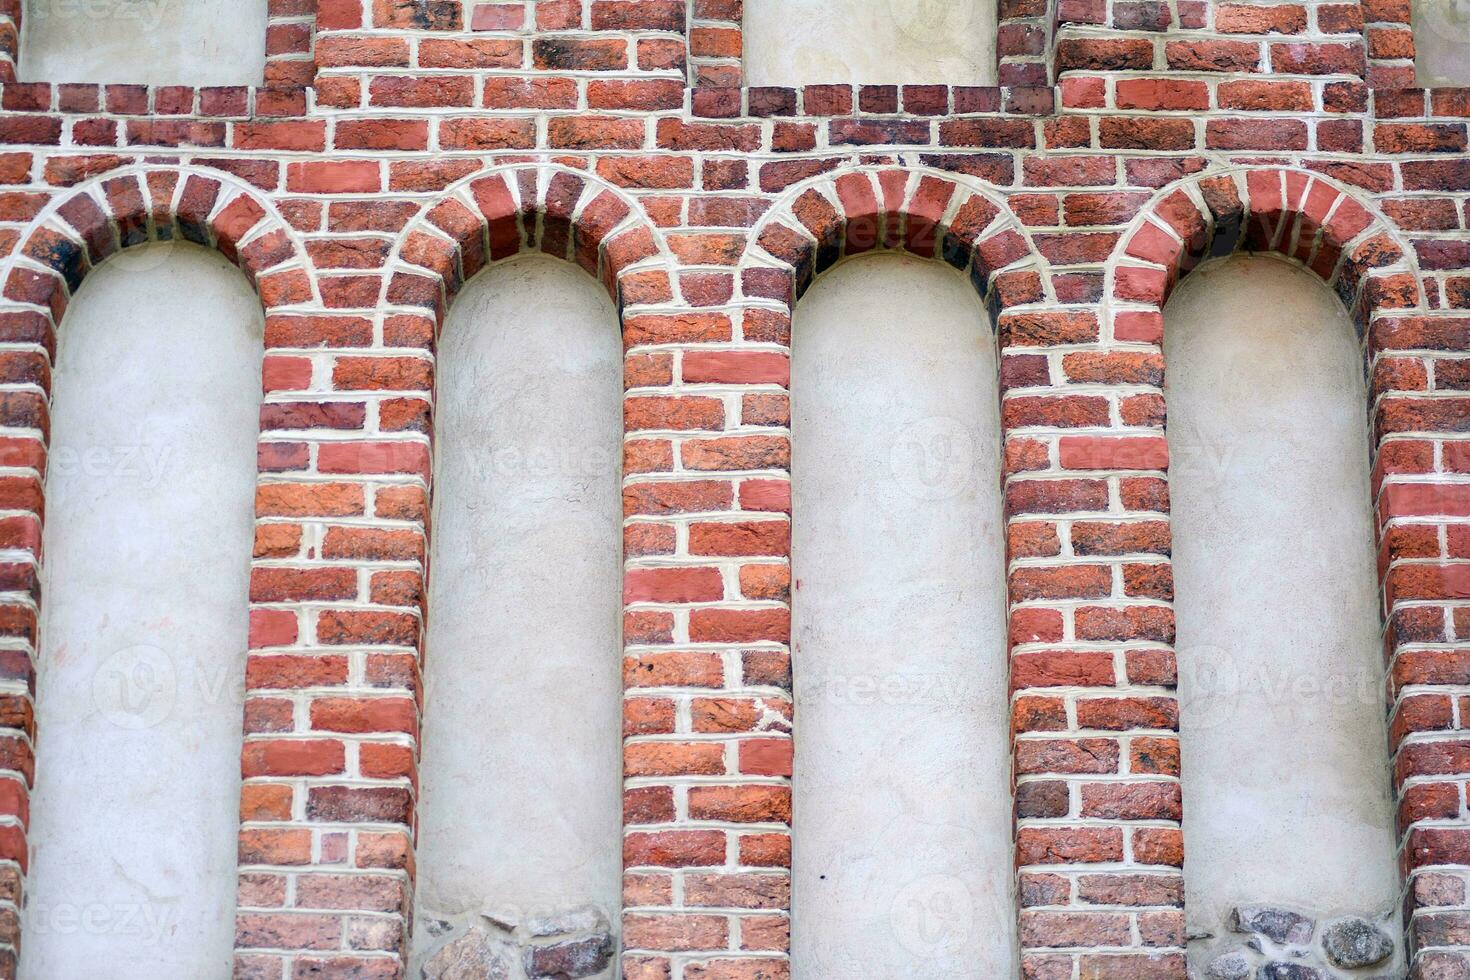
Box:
0;0;1461;977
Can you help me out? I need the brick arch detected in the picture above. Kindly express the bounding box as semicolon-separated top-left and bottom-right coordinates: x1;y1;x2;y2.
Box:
1115;167;1470;978
4;166;316;322
385;163;673;330
0;165;309;979
1111;166;1424;338
0;2;15;82
746;164;1050;315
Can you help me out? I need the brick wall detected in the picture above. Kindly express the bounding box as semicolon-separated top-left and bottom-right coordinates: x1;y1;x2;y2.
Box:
0;0;1462;977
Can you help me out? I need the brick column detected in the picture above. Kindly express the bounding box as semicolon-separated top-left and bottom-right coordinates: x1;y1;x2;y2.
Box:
688;0;741;87
266;0;320;90
621;238;793;979
0;251;40;979
0;0;18;84
999;0;1055;87
1002;305;1185;980
1365;0;1417;89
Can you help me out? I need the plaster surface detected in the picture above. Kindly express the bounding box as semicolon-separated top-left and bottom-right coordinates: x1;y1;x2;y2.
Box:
19;0;268;86
1414;0;1470;86
23;244;263;977
743;0;997;87
790;253;1016;976
1165;256;1401;965
413;257;624;969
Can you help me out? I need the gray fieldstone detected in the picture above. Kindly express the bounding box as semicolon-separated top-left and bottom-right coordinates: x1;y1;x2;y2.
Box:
1206;949;1254;980
525;933;614;979
524;905;608;939
422;928;515;980
1231;906;1316;946
1321;917;1394;969
1259;963;1326;980
479;907;521;934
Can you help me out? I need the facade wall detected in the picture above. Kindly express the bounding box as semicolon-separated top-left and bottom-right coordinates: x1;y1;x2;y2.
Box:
0;1;1461;978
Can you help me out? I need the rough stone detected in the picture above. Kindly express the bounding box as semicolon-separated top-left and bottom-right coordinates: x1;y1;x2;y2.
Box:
524;905;608;939
1321;917;1394;969
1230;906;1316;946
1207;950;1253;980
480;908;521;933
422;929;515;980
525;933;615;979
1259;963;1326;980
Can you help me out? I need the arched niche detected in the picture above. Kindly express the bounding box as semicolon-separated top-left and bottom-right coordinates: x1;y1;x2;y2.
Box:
790;252;1016;975
19;0;267;86
743;0;998;87
24;242;263;977
1166;255;1402;973
412;255;624;975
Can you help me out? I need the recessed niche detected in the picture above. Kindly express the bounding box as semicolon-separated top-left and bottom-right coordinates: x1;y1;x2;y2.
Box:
25;243;262;978
1166;256;1402;975
20;0;267;86
791;253;1015;976
744;0;997;87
